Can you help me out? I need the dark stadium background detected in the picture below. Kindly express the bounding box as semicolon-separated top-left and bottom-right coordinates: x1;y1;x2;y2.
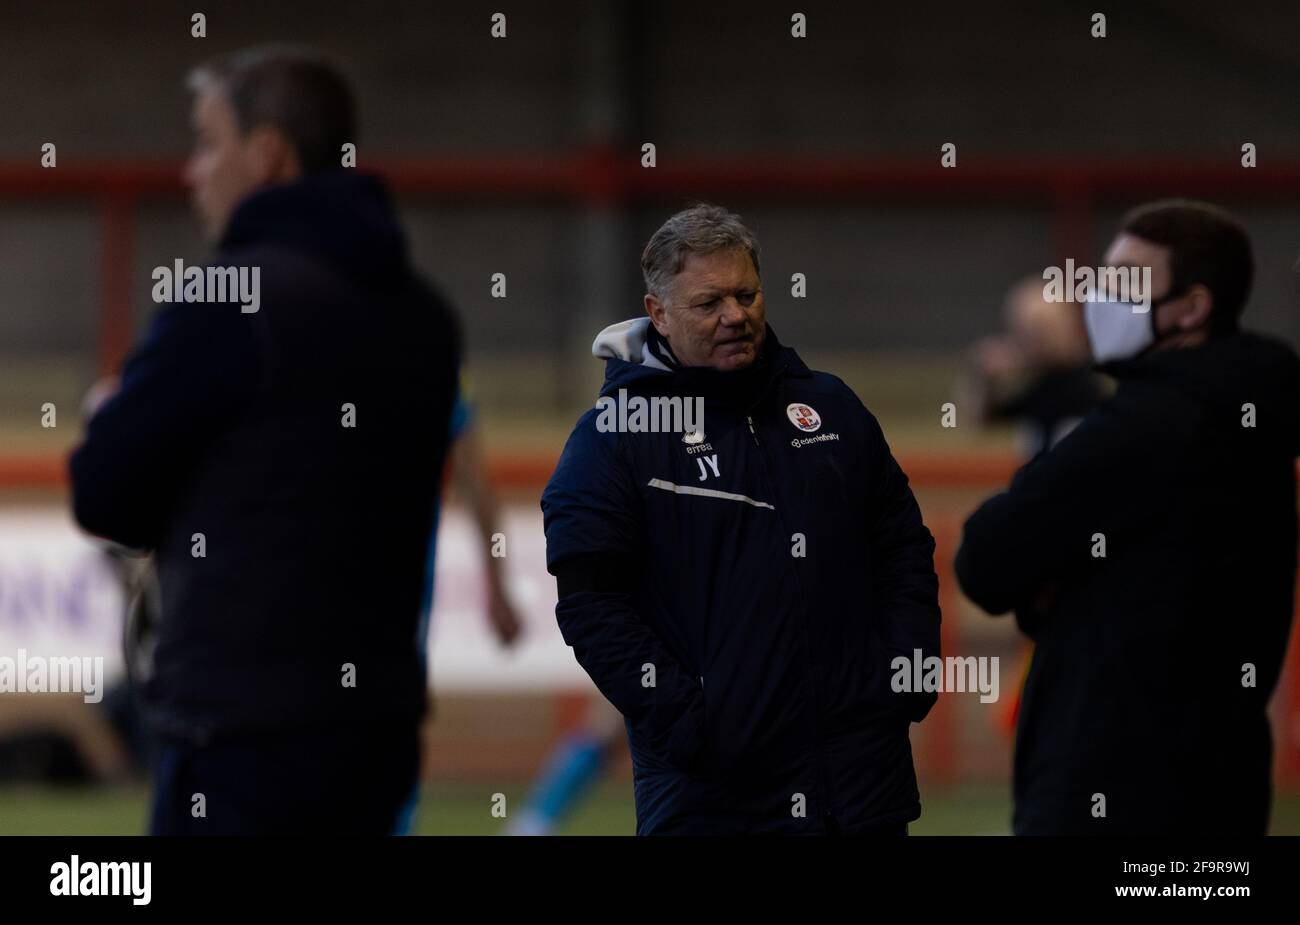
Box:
1;0;1298;833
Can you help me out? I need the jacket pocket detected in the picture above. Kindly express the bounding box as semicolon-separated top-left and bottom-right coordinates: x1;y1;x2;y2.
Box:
666;678;709;771
862;625;923;727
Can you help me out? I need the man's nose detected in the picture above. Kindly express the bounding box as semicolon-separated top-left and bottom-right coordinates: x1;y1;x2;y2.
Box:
719;297;747;327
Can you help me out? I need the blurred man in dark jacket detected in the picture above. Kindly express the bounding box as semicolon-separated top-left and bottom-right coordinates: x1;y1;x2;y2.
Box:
956;200;1300;835
963;277;1108;459
69;47;460;834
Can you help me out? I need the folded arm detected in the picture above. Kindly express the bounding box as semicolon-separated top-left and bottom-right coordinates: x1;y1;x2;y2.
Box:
69;300;259;549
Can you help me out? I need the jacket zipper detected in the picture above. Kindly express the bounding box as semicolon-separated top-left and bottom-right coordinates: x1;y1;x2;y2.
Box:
745;413;840;827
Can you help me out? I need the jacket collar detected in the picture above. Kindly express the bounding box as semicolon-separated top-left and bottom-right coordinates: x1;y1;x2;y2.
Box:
593;317;809;408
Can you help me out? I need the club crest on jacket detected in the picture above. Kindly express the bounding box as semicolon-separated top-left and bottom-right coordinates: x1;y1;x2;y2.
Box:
787;403;821;432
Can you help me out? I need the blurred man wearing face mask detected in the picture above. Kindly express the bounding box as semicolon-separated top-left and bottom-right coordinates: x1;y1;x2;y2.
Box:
956;200;1300;835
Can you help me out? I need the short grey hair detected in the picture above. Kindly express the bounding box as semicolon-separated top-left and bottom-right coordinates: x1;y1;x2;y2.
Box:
641;203;762;300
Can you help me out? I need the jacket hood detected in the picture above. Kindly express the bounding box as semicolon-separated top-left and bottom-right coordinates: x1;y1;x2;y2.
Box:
592;317;677;371
591;317;811;401
219;171;409;284
1103;330;1300;458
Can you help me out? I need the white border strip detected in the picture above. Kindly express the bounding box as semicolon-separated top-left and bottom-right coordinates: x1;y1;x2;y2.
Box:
646;478;775;510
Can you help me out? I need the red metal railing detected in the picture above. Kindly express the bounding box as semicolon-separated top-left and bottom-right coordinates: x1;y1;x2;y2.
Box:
2;153;1300;372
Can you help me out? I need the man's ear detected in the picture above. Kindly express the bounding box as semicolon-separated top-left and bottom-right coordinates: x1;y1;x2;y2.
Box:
645;293;671;337
244;125;303;185
1179;283;1214;332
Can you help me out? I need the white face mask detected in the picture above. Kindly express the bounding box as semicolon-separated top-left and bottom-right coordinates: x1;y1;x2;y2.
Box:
1084;299;1153;363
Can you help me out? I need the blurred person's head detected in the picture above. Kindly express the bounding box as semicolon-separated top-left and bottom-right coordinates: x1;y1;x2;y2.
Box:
642;204;766;371
1004;277;1091;369
184;45;357;241
1091;199;1253;362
